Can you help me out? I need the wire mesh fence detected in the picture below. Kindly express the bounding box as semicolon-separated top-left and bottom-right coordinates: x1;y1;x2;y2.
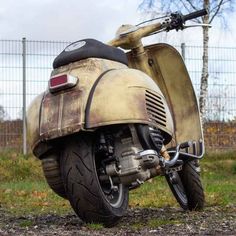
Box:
0;39;70;151
183;45;236;151
0;39;235;152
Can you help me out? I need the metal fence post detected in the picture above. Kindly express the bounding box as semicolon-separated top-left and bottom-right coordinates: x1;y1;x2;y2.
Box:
22;37;27;155
181;43;186;61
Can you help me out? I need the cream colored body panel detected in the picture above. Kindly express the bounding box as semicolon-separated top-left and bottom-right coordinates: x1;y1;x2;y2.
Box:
27;93;44;149
27;58;126;151
27;58;174;154
127;43;203;148
87;68;174;138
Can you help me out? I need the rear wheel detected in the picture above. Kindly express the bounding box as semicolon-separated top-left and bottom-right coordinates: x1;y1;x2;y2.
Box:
166;161;204;210
42;154;67;199
60;133;128;227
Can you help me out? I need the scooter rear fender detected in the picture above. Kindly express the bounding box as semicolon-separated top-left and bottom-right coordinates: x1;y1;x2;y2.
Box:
27;59;174;157
86;68;174;141
27;58;127;156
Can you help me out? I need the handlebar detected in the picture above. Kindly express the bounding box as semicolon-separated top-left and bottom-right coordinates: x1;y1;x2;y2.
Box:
167;8;208;31
108;8;208;49
182;9;208;22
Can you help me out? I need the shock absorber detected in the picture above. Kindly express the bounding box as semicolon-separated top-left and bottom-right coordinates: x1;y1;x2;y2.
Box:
135;124;164;154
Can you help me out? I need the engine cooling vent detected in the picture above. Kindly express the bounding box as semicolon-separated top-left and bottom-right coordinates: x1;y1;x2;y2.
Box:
145;90;167;127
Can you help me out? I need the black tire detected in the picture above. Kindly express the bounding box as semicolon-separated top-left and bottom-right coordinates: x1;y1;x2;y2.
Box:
60;133;129;227
165;170;188;210
166;161;204;210
180;161;205;210
42;156;67;199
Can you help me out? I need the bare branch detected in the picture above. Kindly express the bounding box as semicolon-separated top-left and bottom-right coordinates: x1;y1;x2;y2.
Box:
185;0;198;11
209;0;225;23
138;0;157;11
179;0;193;13
220;14;230;30
139;0;235;24
209;0;230;13
161;1;172;12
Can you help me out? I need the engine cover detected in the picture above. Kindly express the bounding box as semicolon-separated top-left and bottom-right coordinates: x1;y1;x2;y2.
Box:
106;147;161;188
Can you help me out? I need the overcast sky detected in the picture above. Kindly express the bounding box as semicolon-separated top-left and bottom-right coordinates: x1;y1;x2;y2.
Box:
0;0;141;42
0;0;236;45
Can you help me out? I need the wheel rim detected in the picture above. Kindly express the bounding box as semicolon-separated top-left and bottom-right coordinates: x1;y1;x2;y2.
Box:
100;182;125;208
94;148;125;208
168;172;188;206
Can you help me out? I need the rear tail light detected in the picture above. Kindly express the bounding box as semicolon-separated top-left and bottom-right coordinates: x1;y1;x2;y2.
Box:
49;74;78;92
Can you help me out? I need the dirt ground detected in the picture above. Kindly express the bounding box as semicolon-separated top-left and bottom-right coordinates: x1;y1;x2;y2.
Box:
0;205;235;235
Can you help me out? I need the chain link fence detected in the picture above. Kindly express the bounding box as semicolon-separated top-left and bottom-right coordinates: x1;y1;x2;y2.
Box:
0;39;236;153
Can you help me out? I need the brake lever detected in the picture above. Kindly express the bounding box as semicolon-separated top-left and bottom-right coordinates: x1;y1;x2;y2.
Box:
183;23;212;29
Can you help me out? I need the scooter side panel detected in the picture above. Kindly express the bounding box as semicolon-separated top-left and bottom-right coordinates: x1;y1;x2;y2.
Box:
40;89;83;140
127;43;203;147
86;68;174;141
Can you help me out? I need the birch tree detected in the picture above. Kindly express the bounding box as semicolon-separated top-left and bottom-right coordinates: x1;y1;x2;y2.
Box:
139;0;235;120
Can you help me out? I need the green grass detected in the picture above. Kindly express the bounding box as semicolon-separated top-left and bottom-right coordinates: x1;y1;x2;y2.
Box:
0;151;70;215
86;223;104;230
204;151;236;161
129;155;236;208
19;219;34;228
0;151;235;216
0;180;70;215
0;151;43;182
202;157;236;206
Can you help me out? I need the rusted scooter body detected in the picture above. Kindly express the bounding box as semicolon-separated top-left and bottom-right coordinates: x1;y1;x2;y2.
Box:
27;9;207;226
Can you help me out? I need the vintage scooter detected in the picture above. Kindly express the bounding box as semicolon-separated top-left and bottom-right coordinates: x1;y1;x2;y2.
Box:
27;9;207;226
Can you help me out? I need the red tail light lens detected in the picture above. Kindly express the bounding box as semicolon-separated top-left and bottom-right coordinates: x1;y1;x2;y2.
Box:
50;74;68;87
49;74;78;92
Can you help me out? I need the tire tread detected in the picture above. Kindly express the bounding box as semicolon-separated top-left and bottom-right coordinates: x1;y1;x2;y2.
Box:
180;161;205;210
60;133;128;226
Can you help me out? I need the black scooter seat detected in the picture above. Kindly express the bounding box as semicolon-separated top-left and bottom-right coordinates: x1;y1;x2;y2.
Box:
53;38;128;69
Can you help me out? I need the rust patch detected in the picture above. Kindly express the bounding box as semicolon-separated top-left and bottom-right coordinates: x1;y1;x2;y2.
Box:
60;90;82;136
40;93;60;138
40;89;82;139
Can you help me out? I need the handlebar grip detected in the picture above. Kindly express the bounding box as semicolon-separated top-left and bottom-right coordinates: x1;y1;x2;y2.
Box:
183;8;208;22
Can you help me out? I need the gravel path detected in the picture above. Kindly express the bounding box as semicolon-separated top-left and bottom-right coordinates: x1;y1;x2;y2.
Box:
0;205;235;235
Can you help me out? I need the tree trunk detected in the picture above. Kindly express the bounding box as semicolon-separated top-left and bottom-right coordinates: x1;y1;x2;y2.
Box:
199;0;209;121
